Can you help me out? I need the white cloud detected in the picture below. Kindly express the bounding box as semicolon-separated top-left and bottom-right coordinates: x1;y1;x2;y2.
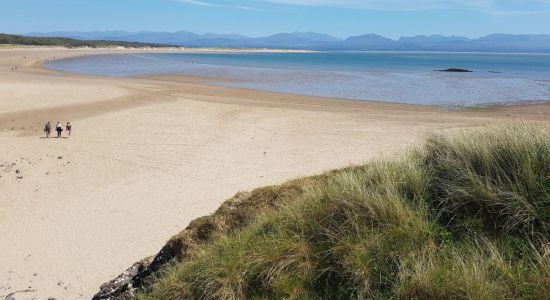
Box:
261;0;550;13
172;0;550;14
174;0;253;10
176;0;221;6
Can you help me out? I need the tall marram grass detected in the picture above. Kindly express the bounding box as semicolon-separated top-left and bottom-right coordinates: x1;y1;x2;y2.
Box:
140;124;550;300
425;125;550;238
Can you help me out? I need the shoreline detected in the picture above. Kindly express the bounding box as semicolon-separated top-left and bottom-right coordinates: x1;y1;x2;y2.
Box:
4;44;550;55
1;48;549;300
42;50;550;109
2;48;445;136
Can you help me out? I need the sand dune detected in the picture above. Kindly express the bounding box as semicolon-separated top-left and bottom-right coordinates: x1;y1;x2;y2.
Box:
0;48;548;299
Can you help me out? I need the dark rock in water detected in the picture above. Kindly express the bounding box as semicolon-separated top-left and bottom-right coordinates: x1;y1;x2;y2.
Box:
435;68;473;73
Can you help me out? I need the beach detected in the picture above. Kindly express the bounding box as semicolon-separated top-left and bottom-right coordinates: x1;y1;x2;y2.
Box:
0;47;549;300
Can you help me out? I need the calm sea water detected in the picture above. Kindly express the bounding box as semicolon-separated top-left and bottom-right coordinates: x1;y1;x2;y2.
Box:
46;52;550;106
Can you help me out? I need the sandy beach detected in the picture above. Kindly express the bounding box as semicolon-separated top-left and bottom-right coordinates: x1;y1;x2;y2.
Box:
0;47;548;299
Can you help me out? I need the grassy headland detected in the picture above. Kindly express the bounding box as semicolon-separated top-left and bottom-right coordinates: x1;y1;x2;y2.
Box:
124;124;549;299
0;33;170;48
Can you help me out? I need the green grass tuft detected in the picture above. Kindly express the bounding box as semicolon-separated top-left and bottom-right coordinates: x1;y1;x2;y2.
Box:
139;124;550;300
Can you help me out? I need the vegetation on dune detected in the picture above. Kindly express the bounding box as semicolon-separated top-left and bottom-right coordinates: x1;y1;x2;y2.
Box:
138;124;550;300
0;33;169;48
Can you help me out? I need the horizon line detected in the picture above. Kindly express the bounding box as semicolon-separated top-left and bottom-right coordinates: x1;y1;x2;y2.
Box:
13;30;550;41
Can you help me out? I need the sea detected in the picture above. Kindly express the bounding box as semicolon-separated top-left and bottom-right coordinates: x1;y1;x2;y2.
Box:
45;52;550;106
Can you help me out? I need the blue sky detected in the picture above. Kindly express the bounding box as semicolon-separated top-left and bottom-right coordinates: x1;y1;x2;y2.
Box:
2;0;550;38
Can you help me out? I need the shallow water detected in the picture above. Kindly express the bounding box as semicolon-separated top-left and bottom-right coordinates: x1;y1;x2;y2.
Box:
46;52;550;106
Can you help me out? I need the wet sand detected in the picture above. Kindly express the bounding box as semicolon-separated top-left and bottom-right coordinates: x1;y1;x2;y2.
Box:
0;47;548;299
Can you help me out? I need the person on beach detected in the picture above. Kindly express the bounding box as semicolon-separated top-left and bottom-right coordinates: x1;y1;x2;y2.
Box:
55;121;63;138
44;121;51;138
66;122;72;137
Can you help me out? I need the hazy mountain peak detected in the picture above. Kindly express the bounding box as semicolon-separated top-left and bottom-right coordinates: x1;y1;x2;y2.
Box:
21;31;550;52
399;35;469;43
344;34;395;44
287;31;342;42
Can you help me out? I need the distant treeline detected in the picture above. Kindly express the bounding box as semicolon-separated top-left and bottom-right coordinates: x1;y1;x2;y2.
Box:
0;33;170;48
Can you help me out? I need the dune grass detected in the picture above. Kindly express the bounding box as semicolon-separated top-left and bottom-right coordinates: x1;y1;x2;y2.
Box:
139;124;550;300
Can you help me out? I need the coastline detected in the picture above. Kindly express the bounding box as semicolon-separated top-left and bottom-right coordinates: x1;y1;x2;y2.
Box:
43;50;550;108
0;48;549;300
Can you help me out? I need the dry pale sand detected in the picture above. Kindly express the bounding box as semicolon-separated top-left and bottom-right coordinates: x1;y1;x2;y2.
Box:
0;48;548;300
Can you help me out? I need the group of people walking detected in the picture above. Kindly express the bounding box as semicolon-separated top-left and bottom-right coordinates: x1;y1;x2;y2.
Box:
44;121;72;138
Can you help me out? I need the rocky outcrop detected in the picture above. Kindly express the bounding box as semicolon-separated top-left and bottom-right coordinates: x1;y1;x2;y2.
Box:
92;259;150;300
92;177;317;299
434;68;473;72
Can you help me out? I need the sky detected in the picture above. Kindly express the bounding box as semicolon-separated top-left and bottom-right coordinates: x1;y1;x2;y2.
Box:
1;0;550;38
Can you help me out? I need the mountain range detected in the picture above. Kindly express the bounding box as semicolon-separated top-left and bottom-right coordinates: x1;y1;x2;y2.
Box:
24;31;550;53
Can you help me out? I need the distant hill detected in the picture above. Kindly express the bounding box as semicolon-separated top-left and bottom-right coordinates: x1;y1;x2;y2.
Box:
250;32;342;49
399;35;469;43
23;31;550;52
26;30;251;46
473;34;550;51
25;31;133;41
334;34;396;50
0;33;170;48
